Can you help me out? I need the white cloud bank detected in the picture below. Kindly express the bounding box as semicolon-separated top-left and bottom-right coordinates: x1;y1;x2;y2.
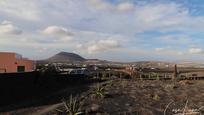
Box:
155;48;166;52
41;25;122;54
0;0;40;21
0;20;22;35
42;26;73;36
117;2;134;12
188;48;203;54
87;39;121;54
89;0;134;12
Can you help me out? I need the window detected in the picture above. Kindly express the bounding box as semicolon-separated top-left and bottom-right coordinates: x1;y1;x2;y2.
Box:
17;66;25;72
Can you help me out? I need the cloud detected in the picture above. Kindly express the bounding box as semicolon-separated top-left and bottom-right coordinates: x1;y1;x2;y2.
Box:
116;2;134;12
58;36;73;42
76;44;83;49
154;35;195;47
75;38;121;54
88;0;134;13
155;48;165;52
177;51;184;56
87;39;121;54
85;1;203;35
0;20;22;35
133;3;191;32
88;0;113;11
42;26;73;36
188;48;203;54
154;46;186;57
1;20;12;25
0;0;40;21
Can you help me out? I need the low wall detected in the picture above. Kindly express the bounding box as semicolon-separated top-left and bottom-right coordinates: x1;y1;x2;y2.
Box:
0;71;89;107
0;72;55;106
0;72;38;86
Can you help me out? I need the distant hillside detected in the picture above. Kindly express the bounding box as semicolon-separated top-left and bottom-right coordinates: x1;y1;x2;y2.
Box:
45;52;86;62
130;61;175;68
178;61;204;68
36;52;180;67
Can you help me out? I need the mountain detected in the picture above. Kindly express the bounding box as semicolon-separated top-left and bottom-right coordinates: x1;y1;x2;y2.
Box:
46;52;86;62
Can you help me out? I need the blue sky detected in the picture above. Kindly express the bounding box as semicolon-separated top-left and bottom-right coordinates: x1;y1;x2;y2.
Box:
1;0;204;62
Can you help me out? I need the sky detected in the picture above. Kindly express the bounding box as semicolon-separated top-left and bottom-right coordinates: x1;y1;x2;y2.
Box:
1;0;204;62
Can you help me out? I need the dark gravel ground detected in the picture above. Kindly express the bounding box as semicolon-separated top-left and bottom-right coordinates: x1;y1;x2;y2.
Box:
2;78;204;115
54;79;204;115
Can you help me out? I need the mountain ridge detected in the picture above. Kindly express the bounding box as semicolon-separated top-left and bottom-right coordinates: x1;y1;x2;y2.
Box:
37;52;204;67
45;52;86;62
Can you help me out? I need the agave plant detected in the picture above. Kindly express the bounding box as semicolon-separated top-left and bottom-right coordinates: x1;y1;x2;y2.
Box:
61;95;83;115
107;80;114;88
91;83;106;99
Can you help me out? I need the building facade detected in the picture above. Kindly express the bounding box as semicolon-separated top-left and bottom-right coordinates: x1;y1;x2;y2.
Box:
0;52;35;73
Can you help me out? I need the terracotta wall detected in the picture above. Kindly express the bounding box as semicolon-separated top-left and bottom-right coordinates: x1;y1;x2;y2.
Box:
0;52;35;73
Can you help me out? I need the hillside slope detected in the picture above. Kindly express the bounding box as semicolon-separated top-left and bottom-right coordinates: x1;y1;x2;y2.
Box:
46;52;86;62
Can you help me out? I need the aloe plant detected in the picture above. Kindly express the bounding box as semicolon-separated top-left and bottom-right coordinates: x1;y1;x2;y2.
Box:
91;83;106;98
153;94;160;100
62;95;83;115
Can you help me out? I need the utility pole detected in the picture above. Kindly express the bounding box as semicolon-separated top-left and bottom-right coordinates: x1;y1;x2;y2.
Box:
173;64;178;80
